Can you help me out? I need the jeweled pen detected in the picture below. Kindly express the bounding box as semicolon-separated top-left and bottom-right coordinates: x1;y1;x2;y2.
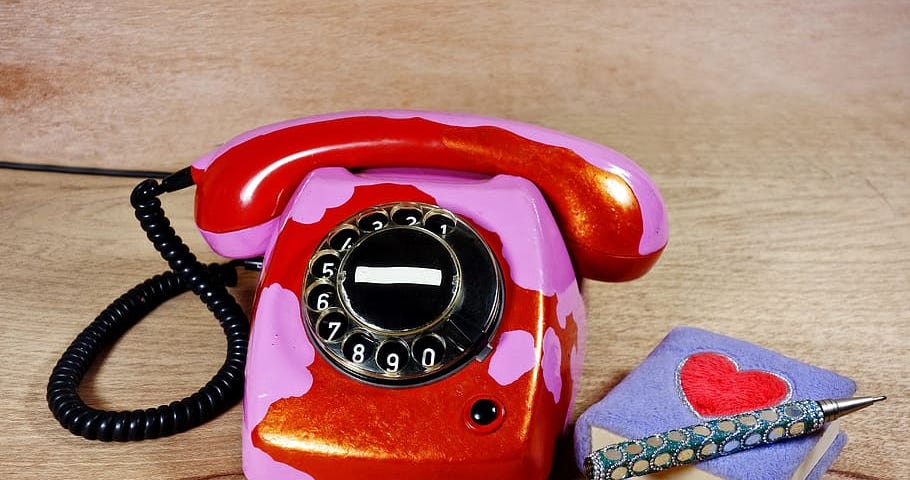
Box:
583;396;886;480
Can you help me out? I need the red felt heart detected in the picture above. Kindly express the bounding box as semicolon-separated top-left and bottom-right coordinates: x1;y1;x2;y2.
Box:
678;352;790;418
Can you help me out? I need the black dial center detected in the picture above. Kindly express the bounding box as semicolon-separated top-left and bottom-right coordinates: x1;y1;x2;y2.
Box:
340;228;458;332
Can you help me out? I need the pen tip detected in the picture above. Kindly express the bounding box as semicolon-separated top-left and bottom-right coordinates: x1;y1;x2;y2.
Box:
819;396;886;422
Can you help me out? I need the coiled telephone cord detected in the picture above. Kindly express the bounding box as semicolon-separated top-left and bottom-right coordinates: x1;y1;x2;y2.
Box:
46;169;251;441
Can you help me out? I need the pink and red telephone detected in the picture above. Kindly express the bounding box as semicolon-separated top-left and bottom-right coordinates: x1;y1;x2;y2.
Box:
49;110;667;479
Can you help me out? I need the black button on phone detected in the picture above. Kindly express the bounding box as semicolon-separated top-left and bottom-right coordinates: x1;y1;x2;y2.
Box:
470;399;500;426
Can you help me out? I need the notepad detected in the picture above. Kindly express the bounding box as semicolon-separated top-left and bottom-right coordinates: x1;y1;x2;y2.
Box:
574;327;855;480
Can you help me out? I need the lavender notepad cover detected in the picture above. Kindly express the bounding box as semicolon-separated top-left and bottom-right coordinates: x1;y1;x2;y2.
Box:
574;327;855;479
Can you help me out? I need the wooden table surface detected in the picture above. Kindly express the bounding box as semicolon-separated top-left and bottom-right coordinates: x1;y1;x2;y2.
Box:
1;2;907;479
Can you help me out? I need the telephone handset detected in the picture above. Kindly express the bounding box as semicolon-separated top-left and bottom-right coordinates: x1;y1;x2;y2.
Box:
192;111;666;282
48;111;667;480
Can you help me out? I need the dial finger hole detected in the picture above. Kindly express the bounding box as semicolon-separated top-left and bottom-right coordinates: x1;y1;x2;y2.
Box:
306;283;337;312
342;332;375;365
376;340;410;373
310;251;341;279
329;226;360;251
357;210;389;232
316;310;349;343
413;335;446;368
391;205;423;226
424;211;456;236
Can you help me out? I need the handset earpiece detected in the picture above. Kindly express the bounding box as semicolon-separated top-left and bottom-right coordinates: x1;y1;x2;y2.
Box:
191;111;668;281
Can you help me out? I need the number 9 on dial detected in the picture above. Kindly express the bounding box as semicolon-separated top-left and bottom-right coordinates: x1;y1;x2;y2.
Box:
377;341;410;373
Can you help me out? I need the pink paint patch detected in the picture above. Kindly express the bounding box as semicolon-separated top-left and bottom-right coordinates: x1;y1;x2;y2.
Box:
420;175;575;297
566;345;582;428
243;435;315;480
542;327;563;404
244;283;315;424
199;216;280;259
242;283;316;479
487;330;537;386
557;281;586;384
288;168;360;225
555;280;584;329
569;345;583;393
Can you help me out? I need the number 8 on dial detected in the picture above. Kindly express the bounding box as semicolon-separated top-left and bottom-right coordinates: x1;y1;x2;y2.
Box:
343;333;375;364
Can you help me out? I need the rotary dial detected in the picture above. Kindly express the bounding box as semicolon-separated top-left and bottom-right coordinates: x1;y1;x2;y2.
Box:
302;202;503;386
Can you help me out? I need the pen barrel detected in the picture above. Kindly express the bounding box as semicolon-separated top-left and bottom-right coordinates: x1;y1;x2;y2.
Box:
583;400;825;480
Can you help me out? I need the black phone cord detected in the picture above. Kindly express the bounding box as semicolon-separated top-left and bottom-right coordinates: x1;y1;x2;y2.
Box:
46;170;251;441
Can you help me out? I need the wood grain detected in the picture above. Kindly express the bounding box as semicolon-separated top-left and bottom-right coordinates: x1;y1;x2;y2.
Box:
1;1;908;479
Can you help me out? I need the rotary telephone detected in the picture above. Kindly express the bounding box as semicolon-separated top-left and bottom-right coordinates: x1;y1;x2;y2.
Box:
48;110;668;479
